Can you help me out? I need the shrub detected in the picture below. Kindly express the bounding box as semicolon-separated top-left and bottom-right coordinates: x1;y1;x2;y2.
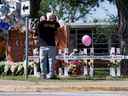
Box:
15;64;24;75
0;61;6;75
0;61;36;76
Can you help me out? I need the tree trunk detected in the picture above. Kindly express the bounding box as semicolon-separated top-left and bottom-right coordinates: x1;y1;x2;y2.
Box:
116;0;128;53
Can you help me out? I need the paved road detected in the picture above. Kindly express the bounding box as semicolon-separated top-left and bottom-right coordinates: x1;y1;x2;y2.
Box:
0;91;128;96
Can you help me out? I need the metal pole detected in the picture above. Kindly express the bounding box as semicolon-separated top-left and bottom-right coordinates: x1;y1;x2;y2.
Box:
24;16;29;79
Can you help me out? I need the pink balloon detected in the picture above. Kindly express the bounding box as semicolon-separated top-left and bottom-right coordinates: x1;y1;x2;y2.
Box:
82;35;92;46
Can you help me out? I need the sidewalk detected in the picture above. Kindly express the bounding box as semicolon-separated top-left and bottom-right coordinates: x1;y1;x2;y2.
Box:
0;80;128;92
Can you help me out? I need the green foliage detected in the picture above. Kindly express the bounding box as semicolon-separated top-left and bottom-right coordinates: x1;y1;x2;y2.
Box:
0;61;5;75
3;63;11;75
0;76;40;81
30;0;119;22
108;15;118;23
30;0;41;18
39;0;98;22
15;64;24;75
39;0;49;16
0;62;36;76
94;24;116;43
94;68;109;76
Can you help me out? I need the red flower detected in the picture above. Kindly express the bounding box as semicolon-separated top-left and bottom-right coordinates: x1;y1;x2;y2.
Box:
69;60;81;65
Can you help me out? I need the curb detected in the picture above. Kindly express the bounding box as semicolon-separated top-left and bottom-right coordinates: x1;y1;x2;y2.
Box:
0;85;128;92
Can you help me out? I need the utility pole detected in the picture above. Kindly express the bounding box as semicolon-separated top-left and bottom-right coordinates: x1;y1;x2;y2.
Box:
21;0;30;79
24;16;29;79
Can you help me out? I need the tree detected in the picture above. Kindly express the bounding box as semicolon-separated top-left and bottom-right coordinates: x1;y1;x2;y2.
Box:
38;0;49;16
103;0;128;52
115;0;128;50
39;0;98;22
30;0;41;18
31;0;128;51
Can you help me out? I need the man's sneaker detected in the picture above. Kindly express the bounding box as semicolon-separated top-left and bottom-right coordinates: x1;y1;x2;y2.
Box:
46;72;53;79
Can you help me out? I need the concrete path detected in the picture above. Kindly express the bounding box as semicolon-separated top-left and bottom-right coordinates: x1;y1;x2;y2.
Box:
0;80;128;92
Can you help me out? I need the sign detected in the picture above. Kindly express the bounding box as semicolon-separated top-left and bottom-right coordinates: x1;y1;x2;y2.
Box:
21;1;30;16
0;20;11;30
56;55;124;60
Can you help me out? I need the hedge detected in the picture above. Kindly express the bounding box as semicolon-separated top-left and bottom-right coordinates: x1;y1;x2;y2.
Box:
0;61;36;76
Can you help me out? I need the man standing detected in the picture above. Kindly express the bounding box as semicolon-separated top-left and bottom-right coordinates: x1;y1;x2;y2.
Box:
38;14;60;79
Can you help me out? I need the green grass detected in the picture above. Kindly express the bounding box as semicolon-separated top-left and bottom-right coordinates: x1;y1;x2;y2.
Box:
0;75;128;82
94;68;109;76
0;75;40;81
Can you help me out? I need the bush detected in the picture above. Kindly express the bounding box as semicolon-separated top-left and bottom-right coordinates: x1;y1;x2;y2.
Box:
0;61;6;75
0;61;36;76
3;63;11;75
15;64;24;75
